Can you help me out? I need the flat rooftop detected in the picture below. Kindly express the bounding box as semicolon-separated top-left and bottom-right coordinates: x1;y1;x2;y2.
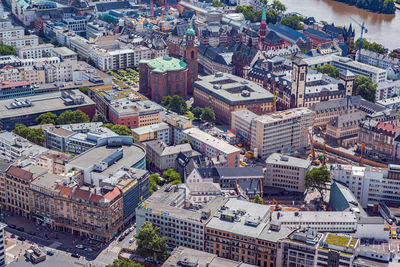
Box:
68;144;145;176
132;122;169;135
195;73;273;105
51;46;77;57
266;153;311;169
272;211;357;224
254;107;314;124
109;99;164;117
0;90;94;119
183;127;240;154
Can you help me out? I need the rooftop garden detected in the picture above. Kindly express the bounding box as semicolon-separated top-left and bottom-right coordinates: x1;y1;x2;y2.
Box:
324;234;350;247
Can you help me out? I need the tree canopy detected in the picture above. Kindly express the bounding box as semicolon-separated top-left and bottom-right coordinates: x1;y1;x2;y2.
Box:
353;75;377;102
271;0;286;11
13;124;44;146
179;137;193;145
162;168;182;184
149;173;162;195
35;112;58;125
78;86;89;95
251;194;264;204
211;0;224;7
0;42;16;56
200;107;216;123
93;113;107;123
134;222;168;261
192;107;203;119
305;166;331;201
281;14;304;30
102;123;132;136
333;0;395;14
354;38;386;54
162;95;188;115
313;64;340;79
106;259;144;267
56;110;90;125
235;6;279;24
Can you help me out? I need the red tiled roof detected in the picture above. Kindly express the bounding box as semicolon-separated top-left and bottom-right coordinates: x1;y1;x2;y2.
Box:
6;166;33;181
90;193;103;204
73;188;91;201
56;184;73;197
377;122;400;137
104;187;121;202
0;80;29;88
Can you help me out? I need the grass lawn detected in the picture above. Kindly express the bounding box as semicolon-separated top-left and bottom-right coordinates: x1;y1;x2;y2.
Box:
324;234;350;247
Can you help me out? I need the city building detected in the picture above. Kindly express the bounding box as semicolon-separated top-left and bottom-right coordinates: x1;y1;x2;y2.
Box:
197;44;234;75
357;49;400;70
164;112;193;145
265;153;311;193
145;139;193;171
132;122;170;145
358;120;400;162
231;108;314;159
376;80;400;101
2;35;39;48
0;65;46;85
136;184;228;251
162;246;256;267
183;127;240;168
50;47;78;62
0;90;96;131
34;150;72;175
302;54;387;84
0;27;24;40
205;198;292;266
376;95;400;112
16;44;54;59
0;131;48;161
139;56;190;102
326;112;365;147
0;223;6;266
193;73;274;124
0;80;33;100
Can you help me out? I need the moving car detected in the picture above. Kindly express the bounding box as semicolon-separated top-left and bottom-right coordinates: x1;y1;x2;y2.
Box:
75;244;84;249
71;253;80;258
17;227;24;232
84;247;93;252
46;250;54;256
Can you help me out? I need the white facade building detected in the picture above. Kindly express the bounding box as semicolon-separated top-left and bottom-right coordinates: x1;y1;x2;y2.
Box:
2;35;39;48
375;80;400;101
17;44;54;59
0;27;24;40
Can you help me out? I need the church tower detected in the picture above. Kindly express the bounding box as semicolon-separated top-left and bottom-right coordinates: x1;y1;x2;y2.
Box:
292;58;308;108
185;27;198;95
259;8;267;45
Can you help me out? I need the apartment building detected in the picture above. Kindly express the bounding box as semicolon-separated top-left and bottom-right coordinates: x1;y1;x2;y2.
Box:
357;49;400;70
2;35;39;48
145;140;193;171
0;80;33;100
358;120;400;162
326;112;364;147
132;122;170;145
265;153;311;193
232;108;314;159
377;95;400;113
0;27;24;40
136;184;228;251
164;112;192;145
204;199;292;266
376;80;400;101
0;65;46;85
50;47;78;62
193;73;274;124
44;61;74;83
0;131;48;161
0;223;5;267
34;150;72;175
17;44;54;59
62;16;88;33
183;127;241;168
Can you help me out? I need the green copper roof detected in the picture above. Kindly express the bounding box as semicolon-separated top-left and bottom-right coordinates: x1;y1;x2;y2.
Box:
262;7;266;21
186;27;195;35
141;56;187;73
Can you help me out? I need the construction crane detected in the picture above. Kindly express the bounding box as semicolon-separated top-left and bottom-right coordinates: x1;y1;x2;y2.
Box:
272;199;281;211
300;125;320;165
350;16;368;62
359;143;365;166
322;141;326;165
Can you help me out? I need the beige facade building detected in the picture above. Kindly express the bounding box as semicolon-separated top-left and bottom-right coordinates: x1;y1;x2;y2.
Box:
265;153;311;193
0;65;46;85
326;112;364;147
34;150;72;174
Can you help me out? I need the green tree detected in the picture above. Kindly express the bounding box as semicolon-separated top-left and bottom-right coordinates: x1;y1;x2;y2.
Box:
134;222;168;260
106;259;144;267
265;9;279;24
192;107;203;119
353;75;377;102
162;168;182;184
0;42;16;56
102;123;132;136
149;173;161;195
281;15;303;30
314;64;340;79
56;110;90;125
354;38;386;54
212;0;224;7
305;166;331;201
13;124;45;146
272;0;286;11
35;112;57;125
235;6;262;23
251;194;264;204
200;107;216;122
162;95;187;115
78;86;89;95
389;51;398;59
93;113;107;123
179;137;193;145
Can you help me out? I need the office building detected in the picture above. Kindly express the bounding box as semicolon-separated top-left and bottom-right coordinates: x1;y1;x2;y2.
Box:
0;90;95;131
50;47;78;62
145;140;193;171
164;112;193;145
136;184;228;251
193;73;274;124
183;127;240;168
0;65;46;85
0;80;33;100
265;153;311;193
132;122;170;145
34;150;72;175
0;131;48;161
2;35;39;48
17;44;54;59
326;112;364;148
0;27;24;40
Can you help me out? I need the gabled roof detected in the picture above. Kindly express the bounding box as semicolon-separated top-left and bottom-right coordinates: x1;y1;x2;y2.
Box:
104;186;121;202
264;31;282;45
56;184;73;197
73;188;91;201
95;1;131;12
7;166;33;181
90;193;103;204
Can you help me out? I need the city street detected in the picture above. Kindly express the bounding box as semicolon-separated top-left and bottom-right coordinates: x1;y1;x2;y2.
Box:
3;213;137;266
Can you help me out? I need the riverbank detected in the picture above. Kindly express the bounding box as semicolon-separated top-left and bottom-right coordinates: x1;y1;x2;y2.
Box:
331;0;396;15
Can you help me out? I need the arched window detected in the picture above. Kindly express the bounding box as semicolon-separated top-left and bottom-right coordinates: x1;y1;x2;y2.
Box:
191;50;195;59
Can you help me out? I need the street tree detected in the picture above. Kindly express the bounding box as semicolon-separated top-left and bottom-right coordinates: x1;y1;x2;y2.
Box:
106;259;143;267
314;64;340;79
35;112;57;125
252;194;264;204
192;107;203;119
93;113;107;123
56;110;90;125
200;107;216;122
102;123;132;136
305;166;331;201
353;75;377;102
134;222;168;260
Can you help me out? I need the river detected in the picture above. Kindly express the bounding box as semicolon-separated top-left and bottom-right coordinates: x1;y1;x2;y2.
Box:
280;0;400;50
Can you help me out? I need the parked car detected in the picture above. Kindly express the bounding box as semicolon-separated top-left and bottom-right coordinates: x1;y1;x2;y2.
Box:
129;238;136;244
118;235;125;242
10;234;15;238
84;247;93;252
17;236;26;241
46;250;54;256
71;253;80;258
9;224;16;229
75;244;84;249
17;227;24;232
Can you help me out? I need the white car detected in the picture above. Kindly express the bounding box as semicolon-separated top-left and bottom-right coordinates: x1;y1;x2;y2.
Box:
129;238;136;244
84;247;93;252
75;244;84;249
